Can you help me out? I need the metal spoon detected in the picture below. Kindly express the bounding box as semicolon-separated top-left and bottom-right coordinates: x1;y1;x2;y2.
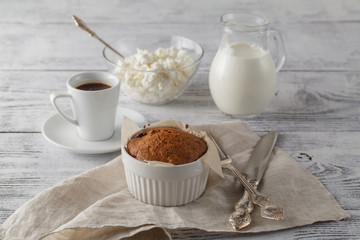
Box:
72;15;124;59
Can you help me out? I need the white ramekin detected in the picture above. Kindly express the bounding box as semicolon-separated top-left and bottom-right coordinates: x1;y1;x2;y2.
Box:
121;146;209;206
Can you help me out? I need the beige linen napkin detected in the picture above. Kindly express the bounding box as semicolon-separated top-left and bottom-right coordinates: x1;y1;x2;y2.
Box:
0;121;350;240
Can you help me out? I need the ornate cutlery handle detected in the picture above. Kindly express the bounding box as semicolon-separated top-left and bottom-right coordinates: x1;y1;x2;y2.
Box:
234;179;257;212
229;178;257;229
228;188;253;230
206;130;283;228
223;164;283;221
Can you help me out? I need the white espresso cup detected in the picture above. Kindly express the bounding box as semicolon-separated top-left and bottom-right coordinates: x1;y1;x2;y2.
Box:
50;71;120;141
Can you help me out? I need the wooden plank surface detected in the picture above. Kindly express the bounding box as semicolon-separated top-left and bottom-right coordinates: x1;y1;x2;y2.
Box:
1;71;359;132
0;0;359;239
0;21;359;71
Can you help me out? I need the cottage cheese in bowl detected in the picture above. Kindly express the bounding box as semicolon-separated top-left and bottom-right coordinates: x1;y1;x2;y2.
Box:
114;47;194;104
103;35;204;105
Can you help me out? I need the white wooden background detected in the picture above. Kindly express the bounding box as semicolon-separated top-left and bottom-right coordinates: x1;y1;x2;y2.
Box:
1;0;359;239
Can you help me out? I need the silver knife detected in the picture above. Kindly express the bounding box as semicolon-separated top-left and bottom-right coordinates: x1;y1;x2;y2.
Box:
228;131;278;230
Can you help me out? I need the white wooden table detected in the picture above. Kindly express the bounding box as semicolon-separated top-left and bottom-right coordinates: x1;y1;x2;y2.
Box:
1;0;359;239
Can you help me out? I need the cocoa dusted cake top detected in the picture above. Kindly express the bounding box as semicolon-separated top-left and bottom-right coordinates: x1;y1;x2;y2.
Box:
126;127;208;165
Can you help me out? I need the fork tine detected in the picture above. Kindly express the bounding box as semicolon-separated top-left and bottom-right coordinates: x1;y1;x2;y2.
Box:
207;130;228;159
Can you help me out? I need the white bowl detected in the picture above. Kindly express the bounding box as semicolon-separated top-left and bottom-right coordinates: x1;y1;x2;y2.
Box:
121;146;209;206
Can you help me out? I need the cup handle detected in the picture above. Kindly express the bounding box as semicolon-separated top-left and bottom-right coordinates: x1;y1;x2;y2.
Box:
267;29;286;72
50;93;78;126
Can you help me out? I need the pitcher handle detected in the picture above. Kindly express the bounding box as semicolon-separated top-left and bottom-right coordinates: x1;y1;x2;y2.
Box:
268;29;286;72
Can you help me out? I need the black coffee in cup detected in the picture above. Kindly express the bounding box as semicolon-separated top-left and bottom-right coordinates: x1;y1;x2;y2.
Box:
50;71;120;141
76;82;111;91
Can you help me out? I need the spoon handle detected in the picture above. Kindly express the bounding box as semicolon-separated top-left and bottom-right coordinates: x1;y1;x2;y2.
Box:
72;15;124;59
96;36;125;59
72;15;96;37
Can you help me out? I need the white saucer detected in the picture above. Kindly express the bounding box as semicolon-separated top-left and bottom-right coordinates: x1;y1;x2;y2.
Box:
41;107;147;154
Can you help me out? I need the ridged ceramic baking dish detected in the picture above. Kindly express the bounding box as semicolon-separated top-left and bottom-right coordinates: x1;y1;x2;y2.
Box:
121;146;209;206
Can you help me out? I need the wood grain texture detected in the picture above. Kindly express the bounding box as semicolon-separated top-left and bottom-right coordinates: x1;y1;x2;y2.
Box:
1;71;359;132
0;1;359;71
0;21;359;71
0;0;359;239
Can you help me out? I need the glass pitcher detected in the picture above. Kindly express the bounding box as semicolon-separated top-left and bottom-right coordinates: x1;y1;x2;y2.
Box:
209;13;285;117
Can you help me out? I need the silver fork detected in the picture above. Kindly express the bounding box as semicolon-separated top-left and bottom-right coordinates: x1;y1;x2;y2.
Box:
207;131;284;222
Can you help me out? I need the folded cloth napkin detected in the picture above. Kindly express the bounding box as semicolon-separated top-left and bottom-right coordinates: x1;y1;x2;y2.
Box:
0;121;350;240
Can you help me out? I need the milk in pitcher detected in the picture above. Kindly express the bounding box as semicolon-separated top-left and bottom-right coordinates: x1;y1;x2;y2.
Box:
209;42;277;117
